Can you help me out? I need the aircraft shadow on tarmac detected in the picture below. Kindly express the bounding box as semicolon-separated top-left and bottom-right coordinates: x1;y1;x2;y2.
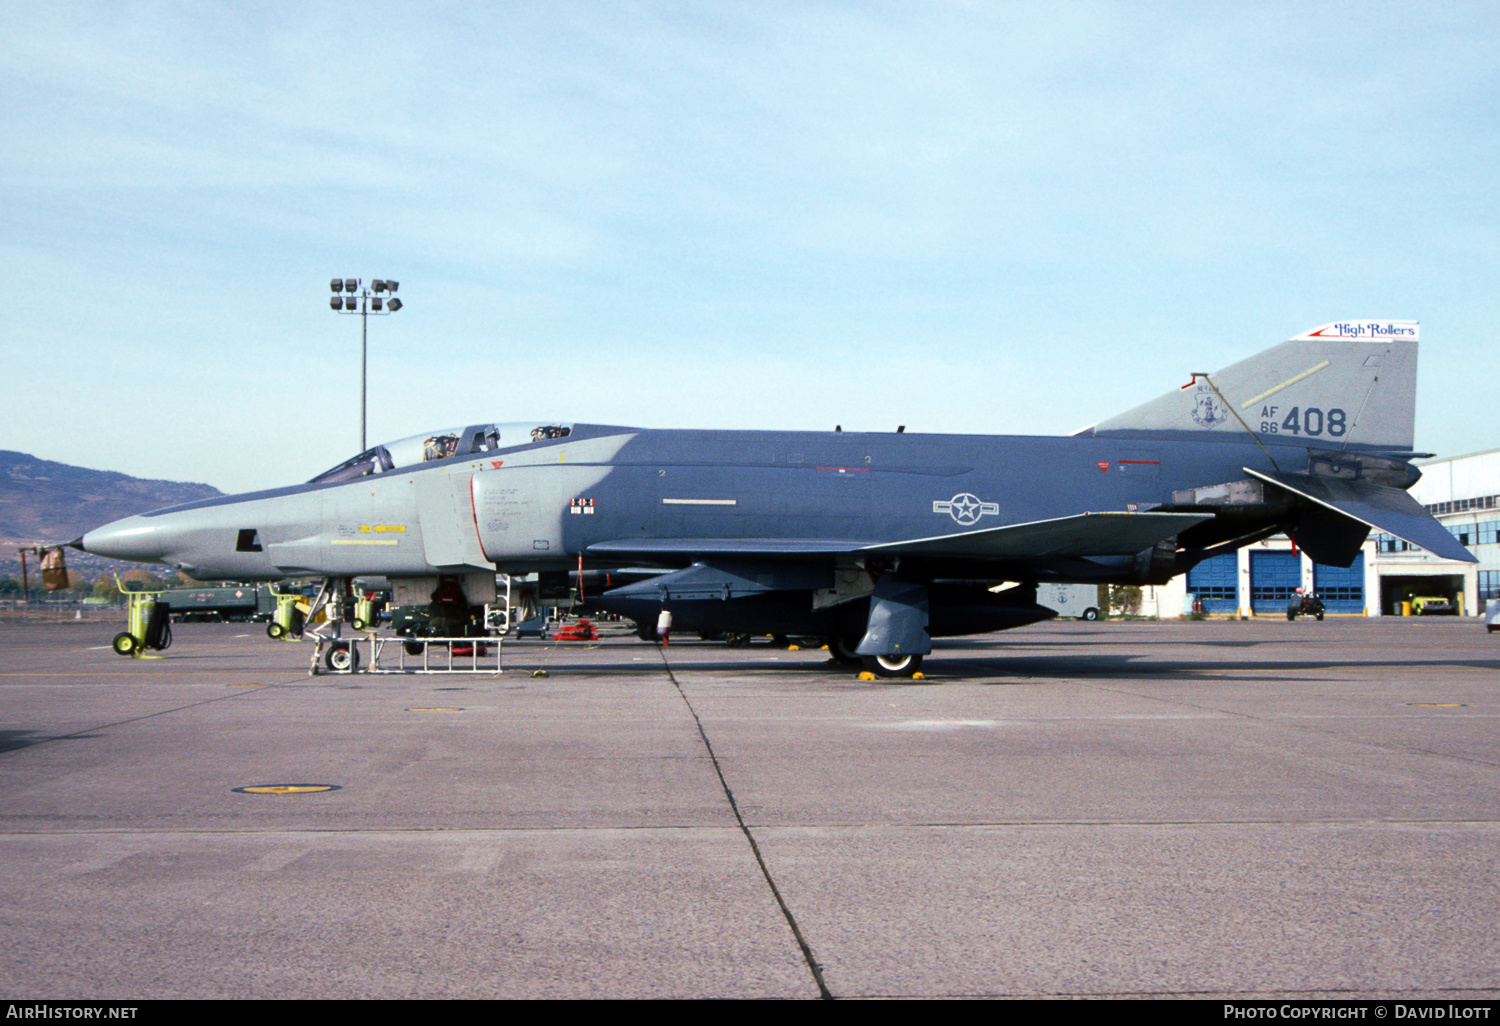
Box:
503;640;1500;683
0;729;102;754
935;650;1500;681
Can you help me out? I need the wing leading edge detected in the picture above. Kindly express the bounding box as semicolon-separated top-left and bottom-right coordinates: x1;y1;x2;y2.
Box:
586;511;1212;564
860;511;1213;559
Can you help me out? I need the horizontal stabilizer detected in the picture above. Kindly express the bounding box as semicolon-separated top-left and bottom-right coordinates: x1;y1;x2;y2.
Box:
861;511;1212;559
1244;468;1476;564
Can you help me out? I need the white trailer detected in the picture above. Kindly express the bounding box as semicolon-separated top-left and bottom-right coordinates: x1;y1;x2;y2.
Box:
1038;583;1102;620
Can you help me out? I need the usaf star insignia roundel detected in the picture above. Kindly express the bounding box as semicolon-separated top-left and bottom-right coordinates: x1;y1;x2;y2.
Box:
933;493;1000;525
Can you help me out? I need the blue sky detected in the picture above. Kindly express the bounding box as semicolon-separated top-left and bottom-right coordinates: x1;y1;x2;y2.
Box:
5;1;1498;494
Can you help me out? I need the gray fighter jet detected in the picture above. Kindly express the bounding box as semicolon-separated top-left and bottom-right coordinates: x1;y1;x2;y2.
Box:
78;321;1474;676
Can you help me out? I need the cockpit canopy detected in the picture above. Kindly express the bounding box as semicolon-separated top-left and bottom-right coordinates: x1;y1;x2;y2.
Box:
309;422;573;484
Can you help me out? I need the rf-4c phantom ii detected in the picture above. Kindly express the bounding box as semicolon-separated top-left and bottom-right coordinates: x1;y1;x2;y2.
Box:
77;321;1474;677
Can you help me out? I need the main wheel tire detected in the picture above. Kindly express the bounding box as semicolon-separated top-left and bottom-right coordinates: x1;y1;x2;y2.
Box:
325;642;360;672
111;632;137;656
403;640;425;656
860;653;924;678
1315;613;1324;621
830;636;863;665
1082;608;1099;621
267;622;286;639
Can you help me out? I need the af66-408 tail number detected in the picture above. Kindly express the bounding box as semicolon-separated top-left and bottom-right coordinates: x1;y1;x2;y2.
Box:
1260;407;1346;437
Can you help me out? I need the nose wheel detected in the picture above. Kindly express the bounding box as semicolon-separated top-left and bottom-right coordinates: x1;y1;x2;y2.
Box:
324;642;360;673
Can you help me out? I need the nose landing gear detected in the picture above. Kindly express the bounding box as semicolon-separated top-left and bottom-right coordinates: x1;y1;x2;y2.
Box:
324;641;360;673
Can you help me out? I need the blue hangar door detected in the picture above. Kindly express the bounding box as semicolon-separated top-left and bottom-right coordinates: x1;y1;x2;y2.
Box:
1187;552;1239;614
1250;551;1302;614
1313;561;1364;614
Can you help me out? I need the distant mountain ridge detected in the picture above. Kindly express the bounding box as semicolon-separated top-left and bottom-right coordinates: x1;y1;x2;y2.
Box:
1;451;222;582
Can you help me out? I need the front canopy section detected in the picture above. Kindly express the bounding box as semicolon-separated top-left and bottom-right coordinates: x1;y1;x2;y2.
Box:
308;422;574;484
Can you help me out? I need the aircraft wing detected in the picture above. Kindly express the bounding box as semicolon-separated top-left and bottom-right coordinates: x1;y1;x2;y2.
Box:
586;511;1211;564
598;560;831;601
1243;468;1476;564
584;538;872;560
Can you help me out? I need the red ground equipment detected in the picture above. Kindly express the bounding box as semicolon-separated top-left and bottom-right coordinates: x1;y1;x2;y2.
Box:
553;618;598;641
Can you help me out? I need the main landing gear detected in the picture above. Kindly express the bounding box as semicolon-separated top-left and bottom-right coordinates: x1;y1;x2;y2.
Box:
823;637;924;678
860;653;924;678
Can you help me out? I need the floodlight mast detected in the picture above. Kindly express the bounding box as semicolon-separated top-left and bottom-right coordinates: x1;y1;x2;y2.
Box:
328;278;402;451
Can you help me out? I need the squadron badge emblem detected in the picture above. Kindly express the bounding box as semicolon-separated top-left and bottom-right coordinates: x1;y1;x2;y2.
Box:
1189;390;1231;428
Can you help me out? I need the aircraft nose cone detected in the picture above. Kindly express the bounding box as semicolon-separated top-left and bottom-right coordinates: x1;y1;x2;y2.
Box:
80;517;165;564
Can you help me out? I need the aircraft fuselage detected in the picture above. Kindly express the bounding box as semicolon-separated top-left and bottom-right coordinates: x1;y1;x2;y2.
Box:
82;424;1297;583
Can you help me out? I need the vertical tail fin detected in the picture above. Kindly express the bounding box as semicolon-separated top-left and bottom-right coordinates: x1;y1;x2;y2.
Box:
1084;321;1419;451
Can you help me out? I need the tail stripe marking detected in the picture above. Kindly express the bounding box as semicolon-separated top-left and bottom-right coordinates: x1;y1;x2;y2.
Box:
1239;360;1331;409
